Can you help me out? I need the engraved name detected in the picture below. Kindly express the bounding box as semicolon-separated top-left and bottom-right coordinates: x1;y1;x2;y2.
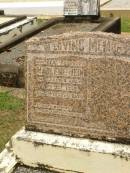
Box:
28;38;129;56
35;66;85;78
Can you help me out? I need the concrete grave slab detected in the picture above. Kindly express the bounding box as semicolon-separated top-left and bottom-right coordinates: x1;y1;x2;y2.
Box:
0;148;17;173
10;129;130;173
1;128;130;173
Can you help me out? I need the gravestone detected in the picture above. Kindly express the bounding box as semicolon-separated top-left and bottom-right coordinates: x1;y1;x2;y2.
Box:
64;0;100;16
26;32;130;143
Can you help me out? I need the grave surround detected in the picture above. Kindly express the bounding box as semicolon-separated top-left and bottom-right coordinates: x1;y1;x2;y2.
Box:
0;1;127;173
26;32;130;143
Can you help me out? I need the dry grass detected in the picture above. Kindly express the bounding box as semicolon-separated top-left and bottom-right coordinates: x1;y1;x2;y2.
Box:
121;18;130;33
0;87;26;152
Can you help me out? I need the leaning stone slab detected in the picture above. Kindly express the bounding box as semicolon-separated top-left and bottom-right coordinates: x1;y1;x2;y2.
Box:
26;32;130;144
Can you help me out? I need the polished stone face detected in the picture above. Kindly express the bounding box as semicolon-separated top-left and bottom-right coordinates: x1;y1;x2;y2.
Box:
26;32;130;143
64;0;99;16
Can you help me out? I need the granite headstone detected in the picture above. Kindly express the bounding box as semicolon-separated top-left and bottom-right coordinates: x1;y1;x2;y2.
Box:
64;0;100;16
26;32;130;143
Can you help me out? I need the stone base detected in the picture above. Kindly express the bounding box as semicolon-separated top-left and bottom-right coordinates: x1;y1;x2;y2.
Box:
1;129;130;173
0;148;17;173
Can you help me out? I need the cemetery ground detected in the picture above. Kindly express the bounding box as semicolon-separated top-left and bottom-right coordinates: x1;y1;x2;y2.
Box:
0;87;26;152
122;18;130;32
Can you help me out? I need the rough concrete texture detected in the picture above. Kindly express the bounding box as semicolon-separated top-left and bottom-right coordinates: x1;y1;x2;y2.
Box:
13;165;55;173
0;148;17;173
13;129;130;160
11;129;130;173
26;32;130;144
0;64;18;87
0;17;39;88
0;43;25;67
39;22;100;37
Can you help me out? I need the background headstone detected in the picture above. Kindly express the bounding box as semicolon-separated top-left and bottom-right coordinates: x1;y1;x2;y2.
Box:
64;0;100;16
26;32;130;143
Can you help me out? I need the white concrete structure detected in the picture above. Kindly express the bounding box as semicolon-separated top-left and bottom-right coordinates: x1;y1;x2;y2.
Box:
0;148;17;173
0;0;110;16
0;17;38;66
0;129;130;173
0;17;38;47
0;1;64;16
0;16;41;87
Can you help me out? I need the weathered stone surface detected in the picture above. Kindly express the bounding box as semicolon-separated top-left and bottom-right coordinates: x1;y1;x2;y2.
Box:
64;0;99;16
26;32;130;143
0;64;18;87
0;42;26;87
13;165;55;173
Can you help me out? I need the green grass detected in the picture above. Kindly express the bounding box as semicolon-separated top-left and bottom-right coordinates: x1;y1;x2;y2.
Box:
121;18;130;33
0;91;25;152
0;92;24;111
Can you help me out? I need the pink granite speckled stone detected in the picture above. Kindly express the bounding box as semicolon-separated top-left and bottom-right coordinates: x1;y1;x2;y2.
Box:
26;32;130;143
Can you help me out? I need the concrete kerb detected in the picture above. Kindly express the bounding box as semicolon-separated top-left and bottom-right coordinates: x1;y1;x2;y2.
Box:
0;148;17;173
1;128;130;173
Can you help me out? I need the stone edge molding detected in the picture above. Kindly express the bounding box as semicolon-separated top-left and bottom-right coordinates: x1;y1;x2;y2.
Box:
0;147;17;173
13;128;130;160
1;128;130;173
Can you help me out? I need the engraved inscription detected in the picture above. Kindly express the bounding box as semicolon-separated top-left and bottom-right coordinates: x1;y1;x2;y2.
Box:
34;90;84;100
34;103;83;118
28;37;130;56
64;0;99;16
36;66;84;78
64;0;79;15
